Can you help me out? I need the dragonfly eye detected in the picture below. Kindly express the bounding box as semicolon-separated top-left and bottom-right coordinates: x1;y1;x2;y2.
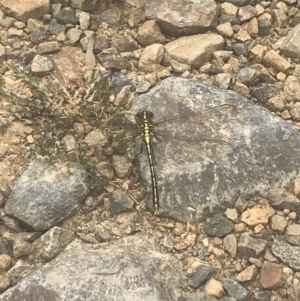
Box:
146;111;154;119
136;112;143;119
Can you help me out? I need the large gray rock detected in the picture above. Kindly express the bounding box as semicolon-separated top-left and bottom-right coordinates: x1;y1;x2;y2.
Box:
0;236;183;301
5;160;90;231
130;77;300;222
145;0;217;36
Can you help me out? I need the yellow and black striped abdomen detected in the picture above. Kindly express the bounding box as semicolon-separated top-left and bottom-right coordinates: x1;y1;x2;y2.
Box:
136;111;159;215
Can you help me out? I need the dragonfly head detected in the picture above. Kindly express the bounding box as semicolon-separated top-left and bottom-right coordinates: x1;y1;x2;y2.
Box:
135;111;154;122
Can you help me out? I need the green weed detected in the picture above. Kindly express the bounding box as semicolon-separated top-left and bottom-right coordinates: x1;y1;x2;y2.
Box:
13;66;53;101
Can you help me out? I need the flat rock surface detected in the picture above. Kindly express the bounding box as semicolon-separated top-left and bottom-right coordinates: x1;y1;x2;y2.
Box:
0;236;183;301
131;77;300;222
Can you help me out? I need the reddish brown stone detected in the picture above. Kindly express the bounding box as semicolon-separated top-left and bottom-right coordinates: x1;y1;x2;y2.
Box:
260;261;283;289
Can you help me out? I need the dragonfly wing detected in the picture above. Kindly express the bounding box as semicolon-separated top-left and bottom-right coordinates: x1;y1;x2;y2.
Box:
153;103;233;125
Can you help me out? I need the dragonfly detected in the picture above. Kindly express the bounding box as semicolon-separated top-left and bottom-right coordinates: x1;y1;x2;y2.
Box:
111;103;234;216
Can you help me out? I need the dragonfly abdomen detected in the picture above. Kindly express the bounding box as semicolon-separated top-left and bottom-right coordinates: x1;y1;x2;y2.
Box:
136;111;160;215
